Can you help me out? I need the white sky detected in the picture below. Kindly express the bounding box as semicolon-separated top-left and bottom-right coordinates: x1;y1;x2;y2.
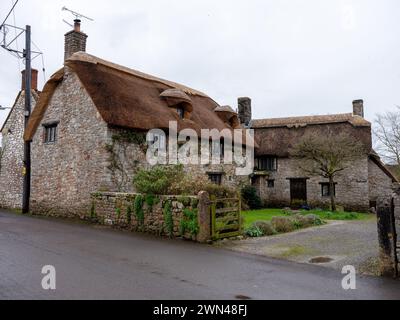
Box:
0;0;399;127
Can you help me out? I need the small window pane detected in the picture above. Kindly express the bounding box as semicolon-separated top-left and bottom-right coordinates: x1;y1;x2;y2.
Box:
321;183;335;197
209;174;222;185
177;107;185;119
44;124;58;143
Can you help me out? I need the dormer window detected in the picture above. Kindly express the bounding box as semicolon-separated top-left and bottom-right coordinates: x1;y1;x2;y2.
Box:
177;106;185;119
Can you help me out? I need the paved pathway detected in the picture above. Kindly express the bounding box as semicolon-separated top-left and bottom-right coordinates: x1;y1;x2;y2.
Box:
1;211;399;300
217;218;380;275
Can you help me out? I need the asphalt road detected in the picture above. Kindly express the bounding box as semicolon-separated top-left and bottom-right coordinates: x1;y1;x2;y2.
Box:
0;210;399;300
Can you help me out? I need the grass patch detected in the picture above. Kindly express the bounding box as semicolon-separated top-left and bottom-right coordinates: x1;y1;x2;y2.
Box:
242;208;371;229
279;246;311;258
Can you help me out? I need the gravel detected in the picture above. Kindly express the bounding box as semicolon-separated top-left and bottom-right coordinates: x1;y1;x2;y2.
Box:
216;217;380;275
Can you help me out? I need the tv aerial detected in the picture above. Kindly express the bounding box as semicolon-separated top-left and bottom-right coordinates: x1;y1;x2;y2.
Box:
62;7;94;27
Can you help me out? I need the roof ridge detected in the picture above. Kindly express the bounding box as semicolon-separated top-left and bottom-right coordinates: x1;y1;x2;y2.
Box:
253;113;353;122
66;52;210;98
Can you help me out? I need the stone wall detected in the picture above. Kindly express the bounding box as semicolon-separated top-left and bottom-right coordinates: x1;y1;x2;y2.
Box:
368;159;395;206
0;91;37;210
90;192;209;242
30;67;112;217
256;156;370;212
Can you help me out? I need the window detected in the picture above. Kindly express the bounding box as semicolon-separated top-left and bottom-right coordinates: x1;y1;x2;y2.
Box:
44;124;58;143
267;180;275;188
255;157;277;171
321;183;336;197
177;106;185;119
209;173;222;185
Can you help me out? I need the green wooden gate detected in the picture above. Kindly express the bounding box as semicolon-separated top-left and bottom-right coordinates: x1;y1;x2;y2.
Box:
210;195;242;240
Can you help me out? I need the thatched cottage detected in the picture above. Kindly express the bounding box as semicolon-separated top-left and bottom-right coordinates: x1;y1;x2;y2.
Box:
19;21;250;217
239;100;398;212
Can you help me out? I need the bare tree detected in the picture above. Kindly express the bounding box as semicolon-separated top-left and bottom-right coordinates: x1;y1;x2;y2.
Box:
374;106;400;166
291;130;365;211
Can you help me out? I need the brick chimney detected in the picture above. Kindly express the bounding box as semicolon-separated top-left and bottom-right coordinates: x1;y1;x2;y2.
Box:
64;19;88;61
238;97;252;127
21;69;38;91
353;99;364;118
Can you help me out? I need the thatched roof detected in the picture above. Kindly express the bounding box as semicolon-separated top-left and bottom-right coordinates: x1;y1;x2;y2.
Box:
369;152;399;182
252;113;371;129
25;52;248;142
385;164;400;182
254;121;373;158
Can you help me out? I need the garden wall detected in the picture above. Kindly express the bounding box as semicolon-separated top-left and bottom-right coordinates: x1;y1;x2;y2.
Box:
90;192;211;242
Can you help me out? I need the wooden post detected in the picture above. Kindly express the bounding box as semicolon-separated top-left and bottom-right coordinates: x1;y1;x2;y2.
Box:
377;197;395;277
197;191;211;243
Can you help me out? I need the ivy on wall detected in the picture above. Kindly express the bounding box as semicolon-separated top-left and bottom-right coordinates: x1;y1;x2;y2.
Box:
180;208;199;237
163;201;174;238
134;195;145;227
105;131;147;192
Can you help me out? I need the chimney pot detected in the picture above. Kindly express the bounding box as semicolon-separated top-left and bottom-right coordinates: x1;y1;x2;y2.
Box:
353;99;364;118
21;69;38;91
238;97;252;127
74;19;81;32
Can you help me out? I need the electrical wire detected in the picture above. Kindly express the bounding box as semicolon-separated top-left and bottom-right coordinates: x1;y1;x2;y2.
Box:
11;0;21;71
0;0;19;29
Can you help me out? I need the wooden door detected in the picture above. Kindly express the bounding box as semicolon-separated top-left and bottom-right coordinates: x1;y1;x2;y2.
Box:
290;179;307;204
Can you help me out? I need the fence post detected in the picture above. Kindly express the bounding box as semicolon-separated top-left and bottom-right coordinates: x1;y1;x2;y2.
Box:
197;191;211;243
376;197;395;277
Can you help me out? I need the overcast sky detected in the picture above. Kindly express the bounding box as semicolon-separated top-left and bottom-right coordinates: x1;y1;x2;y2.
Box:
0;0;399;127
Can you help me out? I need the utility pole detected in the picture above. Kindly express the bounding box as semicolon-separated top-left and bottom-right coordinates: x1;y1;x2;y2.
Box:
22;25;31;214
1;1;42;214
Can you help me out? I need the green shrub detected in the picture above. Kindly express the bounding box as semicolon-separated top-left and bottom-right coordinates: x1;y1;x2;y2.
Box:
252;221;276;236
241;185;263;210
133;165;184;195
271;216;295;233
133;165;236;197
245;225;264;238
303;214;324;226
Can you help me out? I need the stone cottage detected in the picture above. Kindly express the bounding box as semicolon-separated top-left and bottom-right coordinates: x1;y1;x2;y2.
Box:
20;21;249;217
0;70;39;209
239;99;398;212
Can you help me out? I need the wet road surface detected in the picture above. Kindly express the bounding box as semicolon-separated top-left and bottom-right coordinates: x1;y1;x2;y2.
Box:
0;210;399;300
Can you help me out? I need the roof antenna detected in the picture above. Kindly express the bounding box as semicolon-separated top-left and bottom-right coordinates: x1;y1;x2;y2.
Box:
62;6;94;27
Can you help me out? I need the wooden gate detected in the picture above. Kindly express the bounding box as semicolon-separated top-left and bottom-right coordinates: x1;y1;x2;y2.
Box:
210;195;242;240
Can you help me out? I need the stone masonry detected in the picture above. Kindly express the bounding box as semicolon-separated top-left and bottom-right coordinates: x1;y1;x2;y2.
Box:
90;192;211;242
0;91;37;209
255;157;371;212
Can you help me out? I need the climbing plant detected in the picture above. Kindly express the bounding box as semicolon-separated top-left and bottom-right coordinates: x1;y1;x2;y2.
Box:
105;130;147;192
134;195;145;227
180;208;199;237
163;201;174;237
90;201;97;222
